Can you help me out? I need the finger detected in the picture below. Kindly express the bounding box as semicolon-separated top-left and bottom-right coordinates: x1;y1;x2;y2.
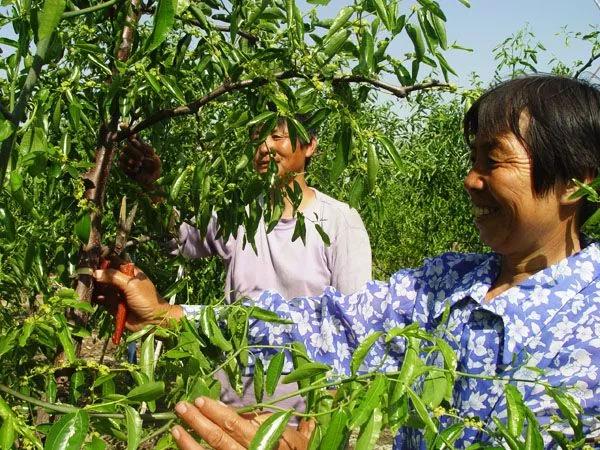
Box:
296;419;316;439
193;397;259;447
175;401;246;450
93;268;132;290
171;425;207;450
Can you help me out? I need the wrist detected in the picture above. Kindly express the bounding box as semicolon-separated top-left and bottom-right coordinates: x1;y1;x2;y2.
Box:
154;303;184;325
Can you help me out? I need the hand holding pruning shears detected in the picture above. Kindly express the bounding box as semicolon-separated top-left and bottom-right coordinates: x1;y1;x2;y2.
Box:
93;197;154;340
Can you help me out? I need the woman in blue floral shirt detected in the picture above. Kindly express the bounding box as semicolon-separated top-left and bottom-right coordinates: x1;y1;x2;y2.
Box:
95;75;600;449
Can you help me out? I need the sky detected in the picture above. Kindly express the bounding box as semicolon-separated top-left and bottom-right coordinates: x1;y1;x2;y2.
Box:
1;1;598;87
300;0;600;86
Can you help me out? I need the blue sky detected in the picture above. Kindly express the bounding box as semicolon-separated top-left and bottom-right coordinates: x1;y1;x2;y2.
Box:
1;1;597;86
300;0;600;85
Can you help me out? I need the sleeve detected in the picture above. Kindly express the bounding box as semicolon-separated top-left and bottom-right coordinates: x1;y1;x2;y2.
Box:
184;269;422;376
328;208;372;294
177;213;229;260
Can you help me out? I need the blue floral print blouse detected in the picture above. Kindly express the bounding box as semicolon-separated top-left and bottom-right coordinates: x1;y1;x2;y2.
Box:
184;243;600;448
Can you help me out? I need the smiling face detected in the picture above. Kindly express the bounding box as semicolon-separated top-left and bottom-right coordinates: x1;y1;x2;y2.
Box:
464;131;571;257
252;121;316;178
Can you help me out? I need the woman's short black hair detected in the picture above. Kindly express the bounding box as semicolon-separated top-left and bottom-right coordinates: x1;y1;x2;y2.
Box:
464;75;600;203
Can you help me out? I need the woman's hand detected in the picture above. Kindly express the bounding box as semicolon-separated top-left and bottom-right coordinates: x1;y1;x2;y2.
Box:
171;397;314;450
93;265;183;331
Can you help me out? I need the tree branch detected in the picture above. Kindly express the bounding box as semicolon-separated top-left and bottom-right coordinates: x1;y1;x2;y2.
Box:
0;35;53;186
186;19;259;45
117;73;448;140
0;102;17;125
213;24;259;45
574;52;600;79
76;0;141;304
333;76;449;99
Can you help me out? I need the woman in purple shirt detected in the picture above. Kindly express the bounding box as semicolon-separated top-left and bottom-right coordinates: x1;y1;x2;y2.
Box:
95;75;600;449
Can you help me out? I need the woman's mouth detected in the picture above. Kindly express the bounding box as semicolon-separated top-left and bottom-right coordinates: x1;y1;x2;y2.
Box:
472;205;498;218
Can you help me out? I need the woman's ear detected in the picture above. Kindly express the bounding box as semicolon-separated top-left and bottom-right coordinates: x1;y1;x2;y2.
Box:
304;136;318;158
561;175;596;205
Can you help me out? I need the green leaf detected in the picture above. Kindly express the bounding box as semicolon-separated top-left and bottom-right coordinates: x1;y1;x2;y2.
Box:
348;177;365;209
491;417;521;450
247;111;277;128
126;381;165;402
0;414;15;450
420;371;447;409
430;13;447;49
248;410;293;450
505;384;525;437
146;0;177;52
170;166;191;201
319;408;349;450
60;133;71;158
162;277;187;300
359;30;374;73
282;362;330;384
314;223;330;246
406;388;438;434
351;331;383;374
43;411;89;450
330;123;352;181
372;0;390;30
124;406;142;450
350;374;387;428
324;6;353;39
0;208;16;241
437;422;464;448
37;0;66;43
0;121;14;142
375;133;402;171
140;333;155;382
248;307;293;324
545;387;583;438
202;307;232;351
55;316;76;364
322;29;350;58
144;71;162;94
84;436;107;450
524;410;543;450
253;358;264;404
265;351;285;396
69;371;85;403
406;23;425;61
0;330;18;359
74;214;91;243
366;144;379;191
286;117;310;145
355;408;382;450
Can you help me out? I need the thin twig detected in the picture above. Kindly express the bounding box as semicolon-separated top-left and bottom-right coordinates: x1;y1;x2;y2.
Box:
62;0;119;18
334;76;448;98
117;73;449;141
0;383;176;420
187;18;259;45
574;52;600;79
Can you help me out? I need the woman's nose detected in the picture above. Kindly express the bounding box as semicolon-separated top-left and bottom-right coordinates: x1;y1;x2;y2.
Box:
463;166;485;192
257;140;269;155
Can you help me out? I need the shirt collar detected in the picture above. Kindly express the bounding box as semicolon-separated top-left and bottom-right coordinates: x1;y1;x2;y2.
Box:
434;242;600;367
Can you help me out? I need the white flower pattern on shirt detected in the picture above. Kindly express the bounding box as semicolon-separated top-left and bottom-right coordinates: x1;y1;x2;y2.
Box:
212;243;600;448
